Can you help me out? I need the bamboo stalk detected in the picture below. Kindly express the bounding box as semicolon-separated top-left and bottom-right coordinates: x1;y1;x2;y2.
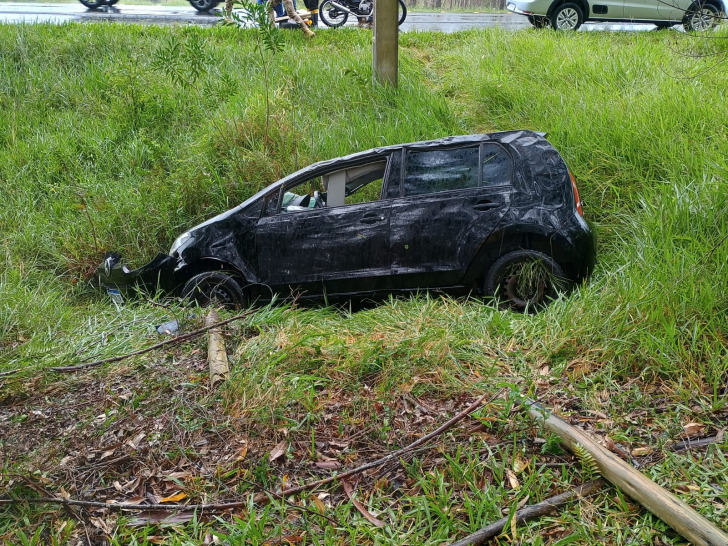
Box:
525;399;728;546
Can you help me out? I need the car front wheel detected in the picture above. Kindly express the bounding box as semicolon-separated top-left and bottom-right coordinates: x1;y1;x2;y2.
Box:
484;250;566;311
181;271;247;309
550;3;583;30
683;3;718;31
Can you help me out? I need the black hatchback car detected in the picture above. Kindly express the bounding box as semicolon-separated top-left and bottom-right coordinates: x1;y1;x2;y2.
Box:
99;131;595;310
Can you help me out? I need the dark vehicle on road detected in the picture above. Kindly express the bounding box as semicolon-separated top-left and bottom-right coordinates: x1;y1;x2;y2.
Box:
78;0;219;12
318;0;407;27
99;131;595;311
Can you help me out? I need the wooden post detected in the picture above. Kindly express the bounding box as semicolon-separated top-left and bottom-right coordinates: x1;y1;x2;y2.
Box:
373;0;398;87
205;310;230;389
526;399;728;546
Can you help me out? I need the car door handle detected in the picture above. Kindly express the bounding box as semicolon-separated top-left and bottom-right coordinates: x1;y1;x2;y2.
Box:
361;213;385;224
473;201;499;211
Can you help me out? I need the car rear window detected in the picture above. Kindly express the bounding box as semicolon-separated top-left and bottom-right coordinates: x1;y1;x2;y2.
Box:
402;143;512;197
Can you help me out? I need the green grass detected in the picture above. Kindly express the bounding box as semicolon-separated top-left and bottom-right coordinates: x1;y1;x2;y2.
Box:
1;21;728;546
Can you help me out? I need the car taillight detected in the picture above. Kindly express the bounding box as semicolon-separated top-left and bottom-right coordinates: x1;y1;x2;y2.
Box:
569;171;583;217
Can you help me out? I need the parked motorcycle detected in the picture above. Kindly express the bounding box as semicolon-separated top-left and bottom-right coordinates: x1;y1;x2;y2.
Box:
78;0;218;11
318;0;406;27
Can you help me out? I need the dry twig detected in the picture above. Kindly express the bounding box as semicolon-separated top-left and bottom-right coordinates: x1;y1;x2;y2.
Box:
448;479;605;546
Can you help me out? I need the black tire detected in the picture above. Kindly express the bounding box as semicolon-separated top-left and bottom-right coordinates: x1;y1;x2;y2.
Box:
188;0;219;11
683;2;718;31
528;14;551;28
550;2;583;30
181;271;246;309
78;0;105;8
319;0;349;27
398;0;407;25
484;250;566;311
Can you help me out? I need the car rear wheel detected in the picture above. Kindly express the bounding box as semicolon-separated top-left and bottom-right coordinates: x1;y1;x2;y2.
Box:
550;3;583;30
683;3;718;31
181;271;246;309
528;14;552;27
484;250;566;311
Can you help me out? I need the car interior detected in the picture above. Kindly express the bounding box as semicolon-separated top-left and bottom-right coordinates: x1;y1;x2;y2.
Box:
282;161;388;213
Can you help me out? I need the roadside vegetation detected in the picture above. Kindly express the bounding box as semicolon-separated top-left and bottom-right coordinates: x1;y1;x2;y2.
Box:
1;22;727;545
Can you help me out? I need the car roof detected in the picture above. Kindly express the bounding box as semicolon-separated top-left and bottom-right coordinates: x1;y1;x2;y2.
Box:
192;131;548;231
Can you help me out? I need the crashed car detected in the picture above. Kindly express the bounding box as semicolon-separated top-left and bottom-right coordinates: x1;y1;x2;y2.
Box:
99;131;595;310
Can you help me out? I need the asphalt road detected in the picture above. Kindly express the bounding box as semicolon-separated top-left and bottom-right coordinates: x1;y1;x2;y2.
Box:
0;2;667;31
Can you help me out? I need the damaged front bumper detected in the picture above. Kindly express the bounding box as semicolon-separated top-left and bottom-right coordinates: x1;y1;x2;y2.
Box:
98;252;178;298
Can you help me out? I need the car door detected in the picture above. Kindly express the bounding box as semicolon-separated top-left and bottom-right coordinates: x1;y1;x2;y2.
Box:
389;143;513;290
254;159;393;296
589;0;623;18
623;0;661;20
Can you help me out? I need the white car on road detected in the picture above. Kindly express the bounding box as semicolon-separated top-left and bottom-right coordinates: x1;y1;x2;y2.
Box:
507;0;725;30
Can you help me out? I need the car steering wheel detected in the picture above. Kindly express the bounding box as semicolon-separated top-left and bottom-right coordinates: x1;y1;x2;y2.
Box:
313;191;325;208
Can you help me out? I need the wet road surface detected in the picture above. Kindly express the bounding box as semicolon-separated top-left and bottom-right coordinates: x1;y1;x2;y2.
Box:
0;2;667;31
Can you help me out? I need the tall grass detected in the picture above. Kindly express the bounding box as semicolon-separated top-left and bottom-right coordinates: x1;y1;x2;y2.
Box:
1;22;727;395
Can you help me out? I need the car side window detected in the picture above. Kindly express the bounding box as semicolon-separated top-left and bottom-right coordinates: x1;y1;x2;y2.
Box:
403;146;480;197
242;199;264;219
280;162;388;214
481;143;512;186
263;190;281;217
384;150;402;199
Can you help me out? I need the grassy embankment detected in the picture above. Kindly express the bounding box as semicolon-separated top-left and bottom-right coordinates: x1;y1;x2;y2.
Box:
1;23;727;545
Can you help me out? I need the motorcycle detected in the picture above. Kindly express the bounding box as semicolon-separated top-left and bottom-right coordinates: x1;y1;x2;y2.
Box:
78;0;219;11
318;0;406;27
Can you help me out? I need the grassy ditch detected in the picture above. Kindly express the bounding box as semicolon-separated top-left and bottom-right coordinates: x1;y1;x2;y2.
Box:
1;22;728;545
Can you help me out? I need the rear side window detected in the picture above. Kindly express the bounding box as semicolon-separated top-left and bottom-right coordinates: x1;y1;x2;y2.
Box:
402;144;512;197
403;147;479;197
481;144;512;186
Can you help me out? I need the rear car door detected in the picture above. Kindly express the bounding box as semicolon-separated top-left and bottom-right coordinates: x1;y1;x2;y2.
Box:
623;0;661;20
389;143;513;289
255;158;394;296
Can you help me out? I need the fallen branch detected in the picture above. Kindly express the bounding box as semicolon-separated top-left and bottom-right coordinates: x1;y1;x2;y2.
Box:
525;399;728;546
1;389;501;514
0;369;20;378
671;435;723;452
448;479;605;546
50;309;256;373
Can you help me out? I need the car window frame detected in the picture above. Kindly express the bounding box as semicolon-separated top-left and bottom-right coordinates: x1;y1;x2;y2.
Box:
398;142;514;199
261;153;400;217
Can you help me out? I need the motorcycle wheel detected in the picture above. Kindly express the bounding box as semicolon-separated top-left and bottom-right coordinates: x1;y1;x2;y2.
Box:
398;0;406;25
319;0;349;27
188;0;219;11
78;0;104;8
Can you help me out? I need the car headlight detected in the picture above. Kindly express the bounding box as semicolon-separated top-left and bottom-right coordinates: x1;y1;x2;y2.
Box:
169;232;192;256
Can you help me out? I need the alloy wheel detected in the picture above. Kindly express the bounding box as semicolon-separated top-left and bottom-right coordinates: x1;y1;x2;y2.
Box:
556;7;579;29
689;8;716;30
